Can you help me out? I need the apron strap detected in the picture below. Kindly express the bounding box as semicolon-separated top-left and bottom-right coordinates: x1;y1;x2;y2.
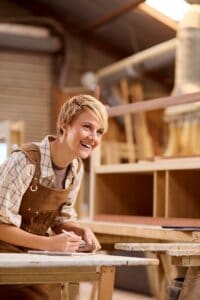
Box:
13;144;41;191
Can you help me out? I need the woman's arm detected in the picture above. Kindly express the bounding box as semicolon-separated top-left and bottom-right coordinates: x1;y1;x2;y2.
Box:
0;223;81;252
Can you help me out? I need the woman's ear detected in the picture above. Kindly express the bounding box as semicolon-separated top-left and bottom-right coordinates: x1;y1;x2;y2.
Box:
60;123;68;135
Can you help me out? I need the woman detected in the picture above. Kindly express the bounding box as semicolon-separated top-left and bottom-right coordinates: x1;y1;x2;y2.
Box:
0;94;108;299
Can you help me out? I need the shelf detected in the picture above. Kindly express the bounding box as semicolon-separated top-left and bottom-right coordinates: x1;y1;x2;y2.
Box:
93;215;200;226
94;157;200;174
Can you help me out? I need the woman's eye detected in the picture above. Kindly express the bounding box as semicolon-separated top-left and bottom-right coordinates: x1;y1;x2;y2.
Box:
97;130;104;136
83;124;90;129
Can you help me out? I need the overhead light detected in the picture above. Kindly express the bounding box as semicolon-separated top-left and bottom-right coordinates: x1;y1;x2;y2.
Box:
145;0;191;21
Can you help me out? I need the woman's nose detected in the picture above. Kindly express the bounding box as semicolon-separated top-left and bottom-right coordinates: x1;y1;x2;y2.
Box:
89;131;100;144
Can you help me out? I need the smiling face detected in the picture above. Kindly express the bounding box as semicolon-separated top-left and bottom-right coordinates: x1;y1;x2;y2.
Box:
61;109;104;159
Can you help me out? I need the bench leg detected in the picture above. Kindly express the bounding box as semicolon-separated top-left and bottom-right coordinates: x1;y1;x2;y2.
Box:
98;266;115;300
63;282;79;300
158;261;166;300
178;267;200;300
90;282;98;300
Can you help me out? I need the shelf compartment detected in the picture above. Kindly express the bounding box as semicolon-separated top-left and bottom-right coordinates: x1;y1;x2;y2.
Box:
92;173;153;217
166;170;200;218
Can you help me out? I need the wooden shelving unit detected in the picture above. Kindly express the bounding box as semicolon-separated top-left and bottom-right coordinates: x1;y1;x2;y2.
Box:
87;92;200;231
89;156;200;223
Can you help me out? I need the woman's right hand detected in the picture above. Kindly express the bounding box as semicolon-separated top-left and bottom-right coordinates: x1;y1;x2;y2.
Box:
48;232;81;252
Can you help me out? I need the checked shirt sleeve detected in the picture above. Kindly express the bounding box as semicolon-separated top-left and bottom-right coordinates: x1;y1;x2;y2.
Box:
0;152;35;227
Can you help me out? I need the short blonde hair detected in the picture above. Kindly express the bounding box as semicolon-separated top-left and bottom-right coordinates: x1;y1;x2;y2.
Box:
57;94;108;135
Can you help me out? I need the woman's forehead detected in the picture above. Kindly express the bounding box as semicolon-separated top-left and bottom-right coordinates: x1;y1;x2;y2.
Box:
74;109;103;127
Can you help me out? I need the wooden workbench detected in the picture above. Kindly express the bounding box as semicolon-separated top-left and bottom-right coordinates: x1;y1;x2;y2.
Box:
78;220;200;299
115;243;200;300
0;253;159;300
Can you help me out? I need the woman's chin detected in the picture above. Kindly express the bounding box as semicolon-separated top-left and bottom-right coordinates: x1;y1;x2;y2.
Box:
78;150;91;159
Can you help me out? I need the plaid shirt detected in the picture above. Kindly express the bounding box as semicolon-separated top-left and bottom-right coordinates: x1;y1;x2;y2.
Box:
0;136;83;228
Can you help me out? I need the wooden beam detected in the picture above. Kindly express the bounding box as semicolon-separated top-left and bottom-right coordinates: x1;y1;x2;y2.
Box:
77;0;145;33
97;38;176;81
108;91;200;117
138;3;178;31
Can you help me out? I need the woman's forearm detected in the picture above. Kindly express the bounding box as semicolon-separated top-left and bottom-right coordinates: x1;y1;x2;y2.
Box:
0;223;82;252
0;224;50;250
52;222;85;237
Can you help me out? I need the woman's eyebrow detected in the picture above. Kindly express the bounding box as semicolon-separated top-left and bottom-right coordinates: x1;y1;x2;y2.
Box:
82;121;104;131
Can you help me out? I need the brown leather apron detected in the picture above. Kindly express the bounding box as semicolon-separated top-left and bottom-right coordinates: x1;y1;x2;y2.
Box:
0;143;81;300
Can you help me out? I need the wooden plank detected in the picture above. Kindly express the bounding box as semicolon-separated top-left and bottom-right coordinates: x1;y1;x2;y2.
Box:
0;23;49;37
0;253;158;268
95;233;159;243
97;39;176;80
79;220;196;242
108;91;200;117
138;3;178;31
115;243;200;252
94;156;200;174
171;255;200;267
94;215;200;227
78;0;145;33
169;250;200;257
0;267;99;284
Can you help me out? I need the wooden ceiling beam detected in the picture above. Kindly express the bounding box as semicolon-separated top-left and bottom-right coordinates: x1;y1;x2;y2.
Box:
77;0;145;33
138;3;178;31
11;0;126;58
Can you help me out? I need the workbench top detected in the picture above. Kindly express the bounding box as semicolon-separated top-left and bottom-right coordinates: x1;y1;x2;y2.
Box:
0;252;159;268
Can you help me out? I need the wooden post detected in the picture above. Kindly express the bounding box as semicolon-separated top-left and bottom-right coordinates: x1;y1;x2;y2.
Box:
98;266;115;300
164;119;181;156
179;267;200;300
120;79;136;162
130;81;154;159
68;282;79;300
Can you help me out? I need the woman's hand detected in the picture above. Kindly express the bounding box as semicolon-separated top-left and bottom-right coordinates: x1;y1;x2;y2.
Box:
82;227;101;252
48;232;81;252
52;223;101;252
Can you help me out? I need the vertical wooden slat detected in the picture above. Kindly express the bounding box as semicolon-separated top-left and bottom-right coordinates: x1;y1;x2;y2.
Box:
120;79;136;162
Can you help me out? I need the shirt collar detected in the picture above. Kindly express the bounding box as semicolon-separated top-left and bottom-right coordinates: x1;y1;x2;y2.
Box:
35;135;79;179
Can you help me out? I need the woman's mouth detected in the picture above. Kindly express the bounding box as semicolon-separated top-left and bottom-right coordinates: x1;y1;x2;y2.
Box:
80;141;92;149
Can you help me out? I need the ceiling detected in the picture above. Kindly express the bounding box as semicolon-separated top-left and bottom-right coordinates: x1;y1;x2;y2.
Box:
12;0;178;90
13;0;176;58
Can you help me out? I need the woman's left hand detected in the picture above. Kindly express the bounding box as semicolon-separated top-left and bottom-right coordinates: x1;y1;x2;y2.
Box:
82;227;101;252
